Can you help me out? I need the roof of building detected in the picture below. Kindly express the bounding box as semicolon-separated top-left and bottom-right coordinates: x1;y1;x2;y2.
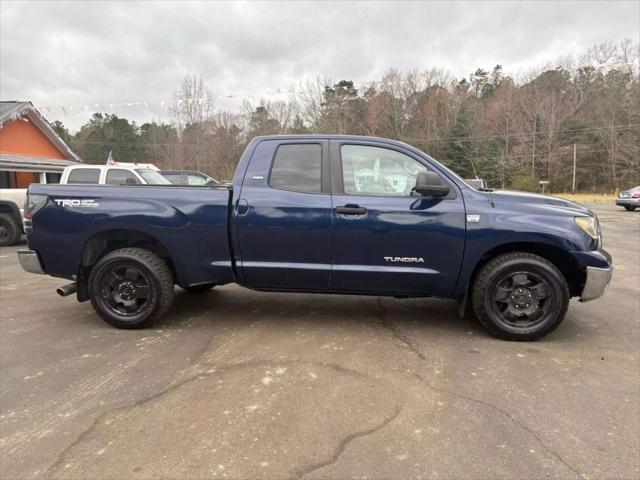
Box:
0;101;81;164
0;153;79;172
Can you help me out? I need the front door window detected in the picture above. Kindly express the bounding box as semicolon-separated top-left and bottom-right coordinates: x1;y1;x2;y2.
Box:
341;145;427;196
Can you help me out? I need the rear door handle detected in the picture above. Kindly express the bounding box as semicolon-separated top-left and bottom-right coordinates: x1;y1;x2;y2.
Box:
236;198;249;216
335;204;367;215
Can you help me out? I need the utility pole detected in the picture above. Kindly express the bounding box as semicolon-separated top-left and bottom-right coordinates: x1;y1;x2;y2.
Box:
572;143;577;192
610;119;617;190
532;115;536;174
464;156;479;180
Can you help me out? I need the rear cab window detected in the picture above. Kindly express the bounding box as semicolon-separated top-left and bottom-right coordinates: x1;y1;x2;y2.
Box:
269;144;322;193
67;168;100;184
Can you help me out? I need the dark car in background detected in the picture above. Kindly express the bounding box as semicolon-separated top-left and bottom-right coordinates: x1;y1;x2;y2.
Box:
615;186;640;211
160;170;220;186
464;178;487;190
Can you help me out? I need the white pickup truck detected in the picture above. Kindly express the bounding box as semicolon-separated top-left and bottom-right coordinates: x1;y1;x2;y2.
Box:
60;163;169;185
0;163;167;246
0;188;28;246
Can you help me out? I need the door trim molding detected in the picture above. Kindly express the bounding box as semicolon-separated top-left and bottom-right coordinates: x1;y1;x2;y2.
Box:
240;261;438;275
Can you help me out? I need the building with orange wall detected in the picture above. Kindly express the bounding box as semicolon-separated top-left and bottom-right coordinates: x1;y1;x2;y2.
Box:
0;101;81;188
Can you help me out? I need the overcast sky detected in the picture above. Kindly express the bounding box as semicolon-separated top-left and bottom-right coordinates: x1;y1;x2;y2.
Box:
1;0;638;131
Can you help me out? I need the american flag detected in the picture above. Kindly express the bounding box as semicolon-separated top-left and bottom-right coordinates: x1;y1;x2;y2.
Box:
106;151;117;166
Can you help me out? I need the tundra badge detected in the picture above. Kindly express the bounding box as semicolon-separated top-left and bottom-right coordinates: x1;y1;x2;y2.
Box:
384;257;425;263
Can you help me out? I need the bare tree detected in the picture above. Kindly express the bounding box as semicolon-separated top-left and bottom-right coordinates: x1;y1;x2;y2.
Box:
171;75;215;129
70;40;636;192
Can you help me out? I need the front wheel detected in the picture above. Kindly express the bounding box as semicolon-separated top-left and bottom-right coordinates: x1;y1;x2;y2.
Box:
624;205;636;211
472;252;569;341
88;248;175;329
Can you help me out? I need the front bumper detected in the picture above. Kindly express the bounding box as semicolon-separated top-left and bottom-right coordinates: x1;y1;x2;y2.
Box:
580;265;613;302
17;249;45;275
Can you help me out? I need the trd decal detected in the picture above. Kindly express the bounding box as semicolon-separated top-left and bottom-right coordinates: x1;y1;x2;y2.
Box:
54;199;100;208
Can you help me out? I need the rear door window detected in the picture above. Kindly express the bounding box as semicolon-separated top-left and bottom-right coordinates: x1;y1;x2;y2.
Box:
269;144;322;193
67;168;100;184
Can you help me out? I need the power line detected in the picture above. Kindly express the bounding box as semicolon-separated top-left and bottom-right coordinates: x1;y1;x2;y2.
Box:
65;124;639;148
455;148;618;163
397;124;640;143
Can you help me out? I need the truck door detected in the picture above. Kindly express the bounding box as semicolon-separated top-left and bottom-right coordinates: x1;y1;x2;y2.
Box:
329;140;466;297
235;139;332;290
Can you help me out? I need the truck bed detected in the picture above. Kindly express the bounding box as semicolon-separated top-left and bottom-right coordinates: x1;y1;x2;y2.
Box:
27;184;235;287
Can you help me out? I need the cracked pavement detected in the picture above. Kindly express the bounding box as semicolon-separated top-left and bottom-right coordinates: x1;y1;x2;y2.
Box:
1;204;638;479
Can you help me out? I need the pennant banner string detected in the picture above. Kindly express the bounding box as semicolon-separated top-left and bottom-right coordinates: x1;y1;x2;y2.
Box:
33;61;637;115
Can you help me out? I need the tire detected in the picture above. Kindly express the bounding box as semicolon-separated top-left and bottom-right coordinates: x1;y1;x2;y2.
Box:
472;252;569;341
182;283;215;294
88;248;174;329
624;205;636;211
0;213;21;247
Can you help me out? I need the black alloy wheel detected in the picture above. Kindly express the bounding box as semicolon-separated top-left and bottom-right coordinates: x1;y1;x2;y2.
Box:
472;252;569;341
88;248;174;329
97;264;151;317
490;271;554;331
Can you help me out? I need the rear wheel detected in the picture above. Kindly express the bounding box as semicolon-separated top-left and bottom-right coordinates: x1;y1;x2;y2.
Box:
624;205;636;211
88;248;174;329
472;252;569;341
0;213;21;247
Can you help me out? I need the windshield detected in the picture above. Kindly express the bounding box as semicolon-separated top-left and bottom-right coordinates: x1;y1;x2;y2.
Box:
136;169;172;185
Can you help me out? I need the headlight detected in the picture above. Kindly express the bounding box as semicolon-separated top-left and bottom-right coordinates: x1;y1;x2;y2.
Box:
575;216;599;240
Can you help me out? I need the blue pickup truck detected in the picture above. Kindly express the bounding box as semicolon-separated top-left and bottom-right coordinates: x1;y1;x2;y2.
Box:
18;135;612;340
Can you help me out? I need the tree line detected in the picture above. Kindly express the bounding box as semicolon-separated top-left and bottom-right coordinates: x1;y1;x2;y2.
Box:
52;40;639;192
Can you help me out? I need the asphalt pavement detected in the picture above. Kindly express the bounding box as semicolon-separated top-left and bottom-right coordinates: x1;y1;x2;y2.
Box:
1;203;638;479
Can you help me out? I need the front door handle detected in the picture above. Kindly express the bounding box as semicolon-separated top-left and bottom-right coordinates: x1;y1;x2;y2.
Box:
335;204;367;215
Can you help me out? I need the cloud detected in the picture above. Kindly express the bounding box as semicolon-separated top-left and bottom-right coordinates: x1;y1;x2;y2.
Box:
1;0;637;130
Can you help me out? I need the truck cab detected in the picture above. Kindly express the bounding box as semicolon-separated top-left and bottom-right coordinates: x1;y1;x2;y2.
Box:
232;138;465;297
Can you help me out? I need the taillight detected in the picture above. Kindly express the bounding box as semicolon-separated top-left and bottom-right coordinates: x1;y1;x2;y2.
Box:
24;193;47;231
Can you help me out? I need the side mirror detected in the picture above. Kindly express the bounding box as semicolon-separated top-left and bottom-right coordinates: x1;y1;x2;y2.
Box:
414;171;450;197
125;177;138;185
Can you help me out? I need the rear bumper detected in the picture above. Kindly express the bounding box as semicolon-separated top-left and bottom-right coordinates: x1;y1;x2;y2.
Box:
17;249;45;275
579;265;613;302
